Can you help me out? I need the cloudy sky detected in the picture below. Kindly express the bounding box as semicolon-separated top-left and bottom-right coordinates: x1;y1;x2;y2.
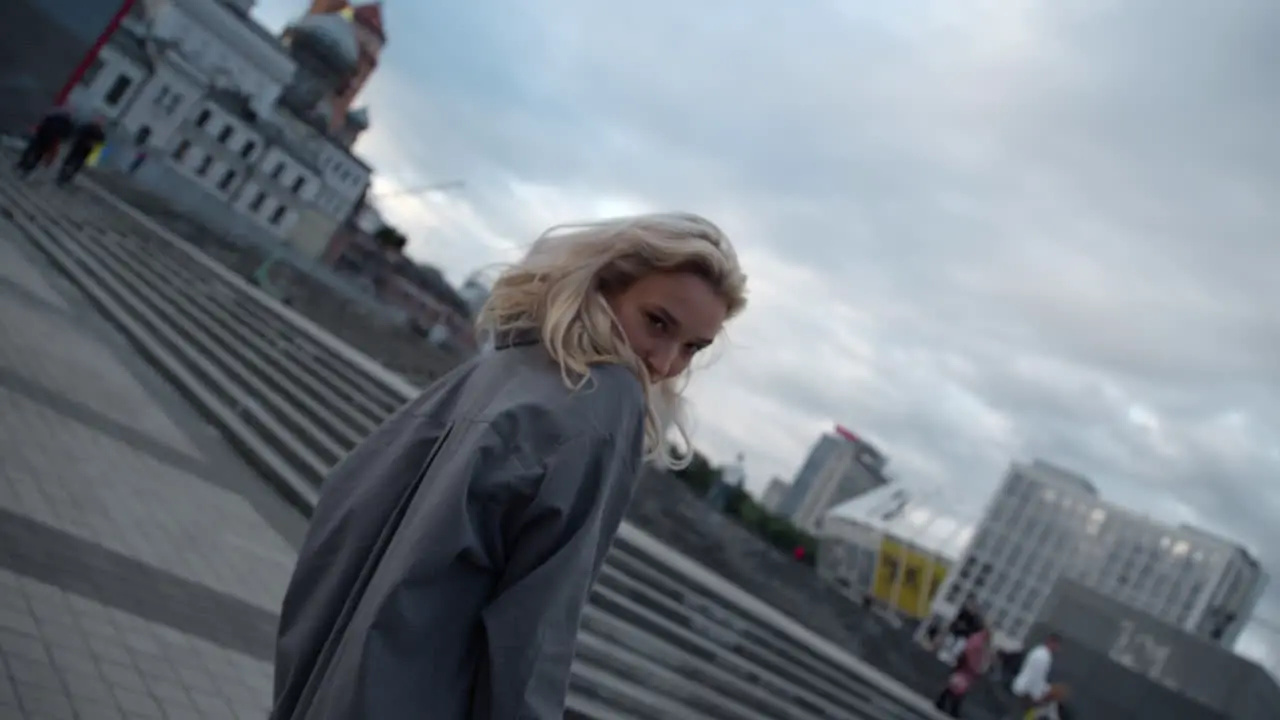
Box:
256;0;1280;665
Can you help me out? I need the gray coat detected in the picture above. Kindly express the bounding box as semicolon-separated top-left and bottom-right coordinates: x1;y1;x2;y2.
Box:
271;331;646;719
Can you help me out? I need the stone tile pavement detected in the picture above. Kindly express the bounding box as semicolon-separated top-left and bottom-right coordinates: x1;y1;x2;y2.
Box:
0;169;307;718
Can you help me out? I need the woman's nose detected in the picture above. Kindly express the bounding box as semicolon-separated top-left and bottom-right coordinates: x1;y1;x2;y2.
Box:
645;344;679;380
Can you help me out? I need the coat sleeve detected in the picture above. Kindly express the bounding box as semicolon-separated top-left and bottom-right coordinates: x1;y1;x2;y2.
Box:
471;429;639;719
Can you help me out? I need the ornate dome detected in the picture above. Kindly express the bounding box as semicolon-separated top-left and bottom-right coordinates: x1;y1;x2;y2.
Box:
288;12;360;74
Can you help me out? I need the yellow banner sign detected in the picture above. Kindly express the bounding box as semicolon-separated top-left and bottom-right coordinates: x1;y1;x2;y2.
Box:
871;537;948;619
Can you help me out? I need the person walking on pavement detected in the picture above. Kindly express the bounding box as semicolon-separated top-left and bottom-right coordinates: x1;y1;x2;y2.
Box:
270;213;749;719
127;126;151;175
56;117;107;187
938;596;984;664
1010;632;1068;719
15;106;74;177
935;623;992;717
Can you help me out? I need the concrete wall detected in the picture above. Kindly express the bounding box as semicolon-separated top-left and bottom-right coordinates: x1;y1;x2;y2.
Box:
1030;579;1280;720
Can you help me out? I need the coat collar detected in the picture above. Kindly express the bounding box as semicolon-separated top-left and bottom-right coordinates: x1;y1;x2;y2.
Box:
492;327;541;350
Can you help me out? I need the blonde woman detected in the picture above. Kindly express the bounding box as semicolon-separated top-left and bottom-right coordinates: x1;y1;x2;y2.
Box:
271;212;748;719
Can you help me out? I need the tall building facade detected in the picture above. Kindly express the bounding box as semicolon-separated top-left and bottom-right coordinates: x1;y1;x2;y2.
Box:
924;460;1267;649
779;426;892;532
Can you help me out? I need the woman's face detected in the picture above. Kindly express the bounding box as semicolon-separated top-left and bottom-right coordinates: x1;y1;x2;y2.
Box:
607;271;728;382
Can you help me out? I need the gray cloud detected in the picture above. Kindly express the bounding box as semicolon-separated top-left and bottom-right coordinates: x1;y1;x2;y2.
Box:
257;0;1280;666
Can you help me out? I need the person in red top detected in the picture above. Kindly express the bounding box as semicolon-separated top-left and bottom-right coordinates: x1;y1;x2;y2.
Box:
934;623;992;717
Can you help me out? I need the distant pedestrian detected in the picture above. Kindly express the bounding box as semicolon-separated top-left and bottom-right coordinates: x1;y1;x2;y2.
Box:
127;126;151;175
15;107;74;177
1010;633;1068;719
921;617;942;647
56;118;107;187
935;624;991;717
127;149;148;174
938;596;984;664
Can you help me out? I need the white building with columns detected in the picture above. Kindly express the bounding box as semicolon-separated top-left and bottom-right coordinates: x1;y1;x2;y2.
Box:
68;0;372;256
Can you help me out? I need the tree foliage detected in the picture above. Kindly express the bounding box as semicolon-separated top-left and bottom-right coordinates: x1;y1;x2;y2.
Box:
373;224;407;251
670;450;817;566
673;450;720;496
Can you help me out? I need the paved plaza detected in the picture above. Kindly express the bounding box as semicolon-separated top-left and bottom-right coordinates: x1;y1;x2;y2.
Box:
0;169;305;718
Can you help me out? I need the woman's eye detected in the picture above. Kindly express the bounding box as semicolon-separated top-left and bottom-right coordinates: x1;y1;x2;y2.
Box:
646;313;668;331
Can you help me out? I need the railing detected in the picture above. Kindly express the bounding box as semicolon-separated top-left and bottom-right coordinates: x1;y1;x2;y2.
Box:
0;172;946;720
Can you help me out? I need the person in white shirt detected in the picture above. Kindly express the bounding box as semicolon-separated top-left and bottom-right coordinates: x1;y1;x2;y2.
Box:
1011;633;1067;718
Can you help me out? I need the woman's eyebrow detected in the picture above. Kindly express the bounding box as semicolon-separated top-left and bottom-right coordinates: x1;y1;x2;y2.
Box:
651;307;681;329
653;305;713;346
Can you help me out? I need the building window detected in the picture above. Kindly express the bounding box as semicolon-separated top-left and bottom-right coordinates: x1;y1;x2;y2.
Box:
153;85;171;106
195;155;212;177
103;75;133;107
81;59;104;87
195;109;211;128
216;125;233;144
291;177;306;194
240;141;256;159
217;169;237;191
269;205;287;225
270;162;284;180
134;126;152;146
161;91;183;115
250;191;267;211
171;139;191;161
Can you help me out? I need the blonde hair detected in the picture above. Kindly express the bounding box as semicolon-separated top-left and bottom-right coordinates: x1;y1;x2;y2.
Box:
477;212;747;468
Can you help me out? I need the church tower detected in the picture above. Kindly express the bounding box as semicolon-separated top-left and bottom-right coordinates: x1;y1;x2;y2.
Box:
296;1;385;138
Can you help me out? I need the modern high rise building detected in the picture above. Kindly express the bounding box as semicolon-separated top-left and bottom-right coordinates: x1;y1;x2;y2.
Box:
760;477;789;513
778;426;893;532
923;460;1267;649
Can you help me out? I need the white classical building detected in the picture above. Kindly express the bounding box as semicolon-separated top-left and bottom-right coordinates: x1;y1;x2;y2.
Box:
68;0;372;256
922;460;1268;649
